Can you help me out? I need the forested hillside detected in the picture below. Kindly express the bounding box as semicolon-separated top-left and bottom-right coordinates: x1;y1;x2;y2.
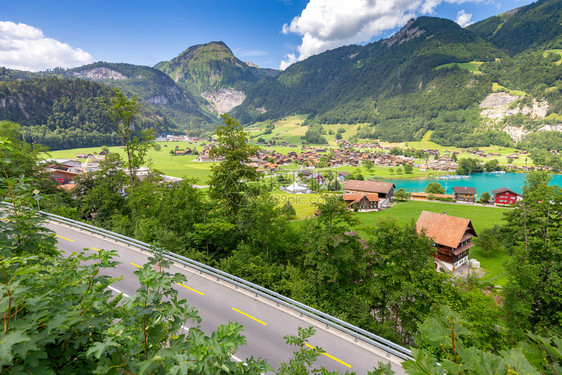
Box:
0;76;170;149
0;0;560;150
234;17;512;146
467;0;562;55
62;62;217;131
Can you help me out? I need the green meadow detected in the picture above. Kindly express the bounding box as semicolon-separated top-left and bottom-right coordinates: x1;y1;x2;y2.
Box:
46;142;217;184
435;61;484;74
356;200;511;285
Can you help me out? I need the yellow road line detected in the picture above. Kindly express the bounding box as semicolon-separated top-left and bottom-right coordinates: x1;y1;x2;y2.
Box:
177;283;205;296
305;343;351;368
130;263;143;268
56;235;74;242
91;247;100;251
232;307;267;326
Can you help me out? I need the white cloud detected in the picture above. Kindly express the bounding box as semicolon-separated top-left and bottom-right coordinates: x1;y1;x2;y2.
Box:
280;0;483;69
455;9;474;27
0;21;93;72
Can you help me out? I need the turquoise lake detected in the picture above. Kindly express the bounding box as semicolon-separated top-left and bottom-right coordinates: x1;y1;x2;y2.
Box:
383;172;562;195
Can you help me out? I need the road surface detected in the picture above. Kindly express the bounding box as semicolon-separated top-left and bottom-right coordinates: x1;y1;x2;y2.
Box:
49;221;406;374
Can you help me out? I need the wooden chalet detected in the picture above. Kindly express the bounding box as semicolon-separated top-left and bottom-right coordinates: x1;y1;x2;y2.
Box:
453;186;476;203
343;192;379;212
416;211;478;272
492;187;522;205
49;169;79;185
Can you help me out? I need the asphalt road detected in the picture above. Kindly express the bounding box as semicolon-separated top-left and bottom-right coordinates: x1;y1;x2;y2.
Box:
49;221;407;374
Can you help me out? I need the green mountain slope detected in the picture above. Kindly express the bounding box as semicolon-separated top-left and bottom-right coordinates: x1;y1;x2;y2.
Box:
61;62;216;130
0;75;173;149
234;17;511;146
155;41;278;114
467;0;562;55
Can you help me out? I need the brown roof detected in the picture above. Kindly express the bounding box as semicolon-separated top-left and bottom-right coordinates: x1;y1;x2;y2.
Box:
416;211;477;248
344;180;395;194
453;186;476;195
343;192;379;203
492;187;521;196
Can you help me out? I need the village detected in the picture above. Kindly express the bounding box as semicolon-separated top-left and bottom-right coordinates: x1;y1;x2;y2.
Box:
43;134;530;279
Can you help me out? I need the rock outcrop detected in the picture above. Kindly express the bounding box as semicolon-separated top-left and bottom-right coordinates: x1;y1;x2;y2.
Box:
480;92;548;121
201;88;246;114
73;67;127;80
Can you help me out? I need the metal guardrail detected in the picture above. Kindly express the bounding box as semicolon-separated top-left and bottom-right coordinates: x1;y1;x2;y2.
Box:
1;202;413;361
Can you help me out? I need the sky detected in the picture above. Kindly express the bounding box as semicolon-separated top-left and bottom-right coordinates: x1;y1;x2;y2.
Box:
0;0;536;72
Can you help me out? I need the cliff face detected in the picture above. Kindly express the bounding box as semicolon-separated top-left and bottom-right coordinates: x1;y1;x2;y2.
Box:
73;67;127;80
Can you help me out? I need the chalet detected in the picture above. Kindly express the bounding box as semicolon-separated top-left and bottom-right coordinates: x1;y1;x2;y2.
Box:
343;192;379;212
453;186;476;203
492;187;522;205
99;150;108;156
343;180;395;200
416;211;478;272
49;169;79;185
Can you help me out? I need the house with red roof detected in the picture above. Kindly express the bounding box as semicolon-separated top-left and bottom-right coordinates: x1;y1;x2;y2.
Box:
492;187;522;205
416;211;478;272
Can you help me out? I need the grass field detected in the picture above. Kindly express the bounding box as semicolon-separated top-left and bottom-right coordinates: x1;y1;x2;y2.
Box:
356;200;511;285
325;165;448;179
492;82;527;97
246;115;366;146
435;61;484;74
544;49;562;65
47;143;217;183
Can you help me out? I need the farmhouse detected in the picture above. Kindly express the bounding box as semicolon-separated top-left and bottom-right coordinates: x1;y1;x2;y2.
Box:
416;211;478;272
453;186;476;203
343;180;395;200
343;192;379;212
492;187;522;205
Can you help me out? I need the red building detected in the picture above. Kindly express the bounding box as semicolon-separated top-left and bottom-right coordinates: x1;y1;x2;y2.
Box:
492;187;522;205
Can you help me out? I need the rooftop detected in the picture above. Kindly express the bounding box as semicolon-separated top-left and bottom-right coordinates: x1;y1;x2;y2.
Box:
416;210;477;248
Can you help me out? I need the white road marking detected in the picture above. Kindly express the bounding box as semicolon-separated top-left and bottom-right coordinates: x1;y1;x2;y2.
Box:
108;285;130;297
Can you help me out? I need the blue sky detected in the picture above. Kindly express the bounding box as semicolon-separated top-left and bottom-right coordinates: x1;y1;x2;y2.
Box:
0;0;535;71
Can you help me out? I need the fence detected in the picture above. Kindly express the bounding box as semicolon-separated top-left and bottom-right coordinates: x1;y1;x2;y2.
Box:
1;202;413;361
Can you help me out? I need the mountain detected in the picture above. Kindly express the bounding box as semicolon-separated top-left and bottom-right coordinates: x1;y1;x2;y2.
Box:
233;17;511;146
155;41;279;114
60;62;216;130
467;0;562;55
1;0;560;150
0;62;222;149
